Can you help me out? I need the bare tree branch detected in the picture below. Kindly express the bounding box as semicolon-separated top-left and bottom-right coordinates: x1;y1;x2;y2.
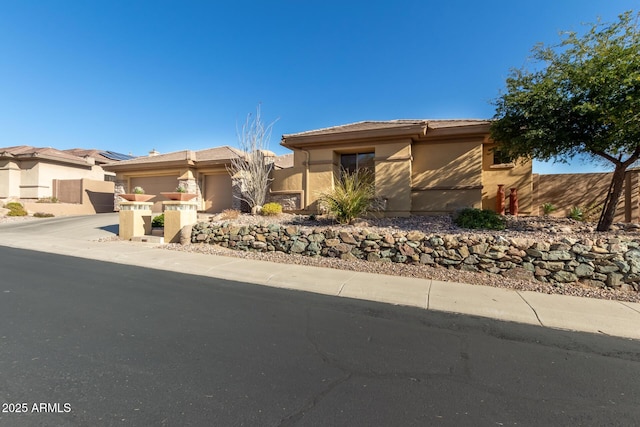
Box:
226;105;279;212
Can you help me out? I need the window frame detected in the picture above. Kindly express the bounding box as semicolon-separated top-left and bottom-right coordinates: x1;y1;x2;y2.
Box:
339;151;375;176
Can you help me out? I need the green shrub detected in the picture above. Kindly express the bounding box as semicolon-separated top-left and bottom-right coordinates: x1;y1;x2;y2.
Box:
542;202;556;216
133;186;145;194
454;208;506;230
568;206;583;221
152;214;164;227
33;212;55;218
6;202;27;217
36;197;59;203
261;202;283;216
317;169;376;224
568;203;601;222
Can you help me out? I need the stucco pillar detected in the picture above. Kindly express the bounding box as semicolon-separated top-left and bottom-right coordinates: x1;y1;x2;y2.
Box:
163;201;198;243
177;169;201;210
118;202;153;240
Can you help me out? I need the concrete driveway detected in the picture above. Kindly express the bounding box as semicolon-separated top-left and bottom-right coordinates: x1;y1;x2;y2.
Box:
0;213;119;241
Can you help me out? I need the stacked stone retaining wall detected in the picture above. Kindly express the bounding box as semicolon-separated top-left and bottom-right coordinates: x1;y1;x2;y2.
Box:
191;222;640;292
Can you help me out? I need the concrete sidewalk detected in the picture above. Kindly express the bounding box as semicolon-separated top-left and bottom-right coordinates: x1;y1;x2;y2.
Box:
1;214;639;340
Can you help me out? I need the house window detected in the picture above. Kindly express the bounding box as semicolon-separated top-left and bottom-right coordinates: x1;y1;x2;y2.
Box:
340;152;375;176
493;149;513;165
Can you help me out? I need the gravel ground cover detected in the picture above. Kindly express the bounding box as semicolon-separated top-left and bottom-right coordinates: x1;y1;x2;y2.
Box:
164;213;640;303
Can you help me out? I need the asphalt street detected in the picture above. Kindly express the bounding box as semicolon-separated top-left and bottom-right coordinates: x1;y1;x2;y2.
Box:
0;245;639;426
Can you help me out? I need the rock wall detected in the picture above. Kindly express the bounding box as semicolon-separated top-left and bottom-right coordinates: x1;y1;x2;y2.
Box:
191;222;640;292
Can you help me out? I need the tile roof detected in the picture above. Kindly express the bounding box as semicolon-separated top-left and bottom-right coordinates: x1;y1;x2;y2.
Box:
195;146;246;162
273;153;294;169
0;145;92;166
103;146;246;167
282;119;490;138
63;148;134;164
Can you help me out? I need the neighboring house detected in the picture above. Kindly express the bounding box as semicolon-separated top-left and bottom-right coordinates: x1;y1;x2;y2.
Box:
0;145;122;199
63;148;136;175
274;120;533;216
102;146;250;213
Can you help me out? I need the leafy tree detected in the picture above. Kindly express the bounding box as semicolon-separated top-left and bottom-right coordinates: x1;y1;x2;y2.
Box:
491;11;640;231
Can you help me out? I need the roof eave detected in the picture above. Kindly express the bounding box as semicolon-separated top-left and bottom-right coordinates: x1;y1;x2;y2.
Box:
281;124;428;149
103;159;194;172
424;122;493;139
14;153;92;167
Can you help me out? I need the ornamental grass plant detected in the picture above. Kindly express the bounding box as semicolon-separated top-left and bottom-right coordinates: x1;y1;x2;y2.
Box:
318;169;376;224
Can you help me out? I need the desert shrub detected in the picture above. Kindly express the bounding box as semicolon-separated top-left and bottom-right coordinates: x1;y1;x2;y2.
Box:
6;202;27;217
36;197;59;203
568;206;584;221
582;202;603;222
317;169;376;224
33;212;55;218
542;202;556;216
453;208;506;230
152;214;165;227
220;209;240;220
568;203;602;222
261;202;282;216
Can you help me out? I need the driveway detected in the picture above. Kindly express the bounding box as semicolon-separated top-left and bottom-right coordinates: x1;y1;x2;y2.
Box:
0;213;119;241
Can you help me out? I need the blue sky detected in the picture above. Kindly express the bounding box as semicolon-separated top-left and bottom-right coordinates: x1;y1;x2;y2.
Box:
0;1;637;174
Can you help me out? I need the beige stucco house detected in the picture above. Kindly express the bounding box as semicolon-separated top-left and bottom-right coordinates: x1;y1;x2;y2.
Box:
274;120;533;216
0;145;117;198
101;119;533;217
102;146;249;213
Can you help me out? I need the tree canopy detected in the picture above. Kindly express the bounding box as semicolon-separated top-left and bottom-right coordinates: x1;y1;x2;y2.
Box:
490;11;640;231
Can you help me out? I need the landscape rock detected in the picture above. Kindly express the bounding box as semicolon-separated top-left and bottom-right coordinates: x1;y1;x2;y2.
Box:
189;215;640;295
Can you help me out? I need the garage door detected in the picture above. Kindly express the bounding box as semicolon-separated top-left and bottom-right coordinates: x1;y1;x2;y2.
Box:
204;173;233;213
130;175;179;212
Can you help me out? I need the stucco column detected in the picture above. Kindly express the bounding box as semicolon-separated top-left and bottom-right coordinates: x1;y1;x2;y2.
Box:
178;169;201;209
163;201;198;243
118;202;153;240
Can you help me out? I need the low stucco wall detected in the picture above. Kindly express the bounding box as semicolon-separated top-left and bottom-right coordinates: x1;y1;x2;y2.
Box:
23;201;99;216
30;178;115;215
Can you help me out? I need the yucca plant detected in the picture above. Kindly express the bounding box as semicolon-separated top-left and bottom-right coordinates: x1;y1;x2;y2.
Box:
318;169;376;224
